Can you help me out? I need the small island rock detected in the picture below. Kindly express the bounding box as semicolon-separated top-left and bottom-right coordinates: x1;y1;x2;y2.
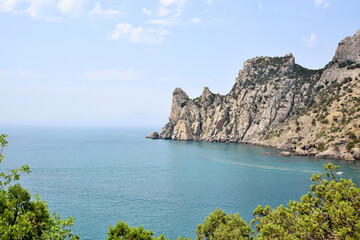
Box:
279;151;292;157
146;132;160;139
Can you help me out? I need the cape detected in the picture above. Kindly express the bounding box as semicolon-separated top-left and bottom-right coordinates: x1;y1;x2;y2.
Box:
148;29;360;161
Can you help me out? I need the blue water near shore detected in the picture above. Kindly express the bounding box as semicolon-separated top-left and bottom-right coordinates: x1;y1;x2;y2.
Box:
2;126;360;239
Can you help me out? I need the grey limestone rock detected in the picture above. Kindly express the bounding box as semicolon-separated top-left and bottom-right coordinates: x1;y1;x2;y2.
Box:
156;52;318;143
146;131;160;139
279;151;291;157
315;148;341;159
148;29;360;161
351;148;360;160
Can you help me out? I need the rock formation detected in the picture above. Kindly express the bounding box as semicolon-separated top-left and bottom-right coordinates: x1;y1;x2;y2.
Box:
150;29;360;161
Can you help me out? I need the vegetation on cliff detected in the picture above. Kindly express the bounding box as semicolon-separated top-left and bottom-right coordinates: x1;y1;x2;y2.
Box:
151;29;360;161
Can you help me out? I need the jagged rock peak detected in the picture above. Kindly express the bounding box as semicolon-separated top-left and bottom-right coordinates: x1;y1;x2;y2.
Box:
319;29;360;86
169;87;189;123
333;29;360;64
173;87;188;97
150;29;360;161
201;87;214;102
243;53;295;68
202;86;212;95
236;53;295;85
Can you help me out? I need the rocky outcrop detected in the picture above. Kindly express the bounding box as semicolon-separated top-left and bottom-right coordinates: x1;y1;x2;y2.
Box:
351;148;360;160
317;29;360;87
279;151;292;157
150;29;360;161
146;131;160;139
333;29;360;64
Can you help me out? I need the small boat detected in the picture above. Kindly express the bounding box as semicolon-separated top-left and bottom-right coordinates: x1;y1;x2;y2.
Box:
336;172;343;175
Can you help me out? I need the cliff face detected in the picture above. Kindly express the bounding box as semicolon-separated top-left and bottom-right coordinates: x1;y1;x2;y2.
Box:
150;29;360;161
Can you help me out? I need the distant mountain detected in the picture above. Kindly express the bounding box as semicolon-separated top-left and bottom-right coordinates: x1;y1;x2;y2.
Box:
148;29;360;161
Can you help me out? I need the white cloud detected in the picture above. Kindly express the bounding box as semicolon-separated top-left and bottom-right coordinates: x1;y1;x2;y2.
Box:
89;2;121;17
57;0;86;16
156;0;187;18
159;0;186;6
0;0;22;12
303;33;319;47
80;69;143;81
157;6;170;17
205;0;213;6
142;7;152;17
142;0;189;36
173;5;184;17
1;0;124;20
323;2;330;8
109;22;169;43
147;17;182;26
26;0;60;21
190;17;202;24
314;0;330;8
257;1;263;10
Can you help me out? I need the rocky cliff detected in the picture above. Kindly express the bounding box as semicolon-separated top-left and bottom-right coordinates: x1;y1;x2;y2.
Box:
149;29;360;161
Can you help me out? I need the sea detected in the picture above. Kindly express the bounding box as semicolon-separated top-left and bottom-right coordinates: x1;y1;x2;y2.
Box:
2;126;360;240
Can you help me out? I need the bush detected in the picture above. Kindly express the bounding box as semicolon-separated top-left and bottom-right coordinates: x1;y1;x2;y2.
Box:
107;221;172;240
346;141;355;151
317;142;326;151
311;118;316;126
253;163;360;240
0;134;78;240
326;136;335;144
196;208;253;240
321;119;329;124
348;131;357;140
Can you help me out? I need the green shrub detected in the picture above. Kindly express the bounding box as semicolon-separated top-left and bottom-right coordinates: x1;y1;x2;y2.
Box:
346;141;355;151
317;142;326;151
311;118;316;126
0;134;78;240
321;119;329;124
253;163;360;240
326;136;335;144
348;131;357;140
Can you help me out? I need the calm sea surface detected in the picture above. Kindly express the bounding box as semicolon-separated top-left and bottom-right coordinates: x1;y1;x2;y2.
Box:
2;127;360;240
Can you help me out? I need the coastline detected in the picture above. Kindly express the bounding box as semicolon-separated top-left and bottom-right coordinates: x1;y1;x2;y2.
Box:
146;133;359;162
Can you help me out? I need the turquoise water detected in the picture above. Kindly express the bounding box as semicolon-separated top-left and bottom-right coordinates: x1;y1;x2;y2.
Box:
2;127;360;240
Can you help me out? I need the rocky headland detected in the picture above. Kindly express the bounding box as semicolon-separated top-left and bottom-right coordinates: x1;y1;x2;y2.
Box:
148;29;360;161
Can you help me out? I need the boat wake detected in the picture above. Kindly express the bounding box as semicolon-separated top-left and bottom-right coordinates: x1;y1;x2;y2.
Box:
198;153;318;174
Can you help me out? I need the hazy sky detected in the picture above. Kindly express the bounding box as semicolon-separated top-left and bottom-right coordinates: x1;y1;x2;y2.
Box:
0;0;359;127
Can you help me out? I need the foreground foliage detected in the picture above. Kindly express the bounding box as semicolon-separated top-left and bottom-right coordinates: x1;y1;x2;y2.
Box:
0;134;78;240
195;208;253;240
252;163;360;239
109;163;360;240
107;221;191;240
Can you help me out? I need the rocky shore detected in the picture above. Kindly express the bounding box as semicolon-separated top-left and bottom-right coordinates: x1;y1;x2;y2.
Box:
148;29;360;161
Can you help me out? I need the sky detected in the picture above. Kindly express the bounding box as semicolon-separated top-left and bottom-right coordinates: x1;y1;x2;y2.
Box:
0;0;359;127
